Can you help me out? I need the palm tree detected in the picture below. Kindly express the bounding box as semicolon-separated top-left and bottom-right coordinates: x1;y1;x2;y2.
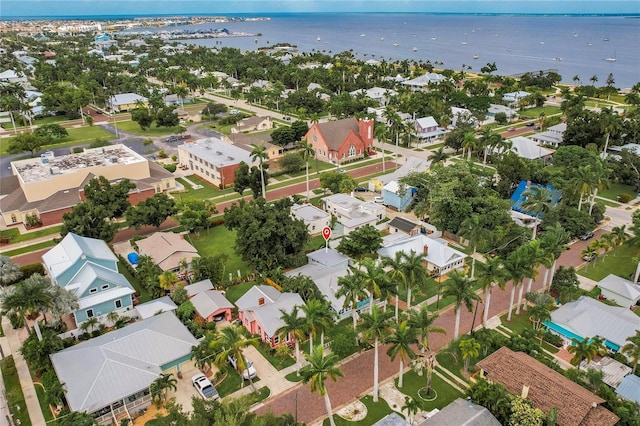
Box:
502;246;530;322
407;304;445;355
458;214;484;278
158;270;178;293
519;240;549;313
212;324;261;391
476;255;507;327
525;292;554;330
622;331;640;374
610;225;629;250
386;320;417;388
571;165;595;211
301;299;336;352
441;271;480;339
191;331;218;373
402;396;421;426
382;252;408;321
0;273;53;332
521;186;553;239
459;337;480;373
581;246;598;268
462;131;477;161
80;316;100;335
567;337;606;366
356;258;390;313
539;224;570;291
427;146;449;168
359;304;393;402
299;345;344;426
400;250;430;311
299;139;315;201
588;160;610;215
336;271;367;331
600;107;622;157
276;305;307;375
0;255;22;286
150;373;177;405
250;142;269;198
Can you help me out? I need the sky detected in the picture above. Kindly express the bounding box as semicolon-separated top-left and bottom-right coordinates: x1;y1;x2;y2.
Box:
2;0;639;18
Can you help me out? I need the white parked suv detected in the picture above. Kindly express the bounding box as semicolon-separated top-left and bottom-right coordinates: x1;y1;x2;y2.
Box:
191;373;219;400
228;355;257;380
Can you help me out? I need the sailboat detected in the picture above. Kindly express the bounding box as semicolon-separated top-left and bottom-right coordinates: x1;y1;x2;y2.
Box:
473;53;479;60
605;51;617;62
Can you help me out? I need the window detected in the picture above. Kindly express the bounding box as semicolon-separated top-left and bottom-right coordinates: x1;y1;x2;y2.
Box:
86;309;94;318
274;335;280;344
101;284;109;290
115;299;122;309
348;145;356;157
89;288;97;294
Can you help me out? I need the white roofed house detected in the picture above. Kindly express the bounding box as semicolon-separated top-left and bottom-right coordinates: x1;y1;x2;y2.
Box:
401;73;447;91
106;93;148;113
291;203;331;235
530;122;567;149
414;116;445;143
50;312;198;425
378;234;467;278
235;285;305;348
450;106;477;128
349;87;397;106
596;274;640;309
499;136;554;162
184;279;234;322
321;193;385;236
502;90;530;106
486;104;518;121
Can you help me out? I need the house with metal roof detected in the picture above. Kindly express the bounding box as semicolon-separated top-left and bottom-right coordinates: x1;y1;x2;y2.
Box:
136;232;199;272
500;136;554;161
414;116;445;143
106;93;148;112
477;347;618;426
135;296;177;320
616;375;640;405
291;203;331;235
544;296;640;352
401;73;447;91
304;117;374;165
381;180;417;212
50;312;198;425
579;356;631;388
349;87;397;106
530;122;566;148
420;397;501;426
235;285;305;347
184;279;234;322
486;104;518;121
177;137;254;188
184;279;215;297
387;217;439;238
502;91;530;104
368;156;429;192
597;274;640;309
43;233;135;328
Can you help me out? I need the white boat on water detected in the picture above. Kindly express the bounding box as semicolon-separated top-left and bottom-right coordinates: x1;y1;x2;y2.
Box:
473;53;479;59
393;42;399;47
316;37;321;41
431;36;437;40
412;47;418;52
380;37;384;41
360;33;366;37
605;56;617;62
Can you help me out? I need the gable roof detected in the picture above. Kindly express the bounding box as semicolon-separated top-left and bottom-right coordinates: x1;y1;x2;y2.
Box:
549;296;640;348
42;233;117;281
285;263;349;312
136;232;199;271
184;279;214;297
477;347;618;426
315;118;360;151
507;136;555;159
191;290;233;319
109;93;148;106
65;263;135;310
245;292;305;337
135;296;178;320
235;285;282;311
421;398;501;426
416;116;438;129
388;216;419;233
616;374;640;405
50;312;198;413
597;274;640;300
378;234;466;269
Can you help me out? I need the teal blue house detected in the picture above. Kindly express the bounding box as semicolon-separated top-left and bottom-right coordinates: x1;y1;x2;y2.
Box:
382;180;417;212
42;233;135;328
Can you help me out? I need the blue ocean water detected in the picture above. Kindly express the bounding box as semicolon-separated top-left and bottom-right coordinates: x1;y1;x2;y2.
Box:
121;13;639;88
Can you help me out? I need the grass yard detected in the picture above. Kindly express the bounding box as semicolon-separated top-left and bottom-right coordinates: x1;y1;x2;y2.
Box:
2;240;56;257
254;341;296;371
0;125;114;155
396;370;464;411
115;120;184;136
224;281;255;304
0;356;32;426
0;225;60;244
172;176;230;203
34;383;57;425
325;395;393;426
578;243;640;282
188;225;250;281
214;366;262;398
435;349;469;383
118;262;152;304
499;309;536;334
599;182;637;202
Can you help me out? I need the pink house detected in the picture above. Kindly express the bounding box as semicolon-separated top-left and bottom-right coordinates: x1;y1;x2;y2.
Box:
235;285;305;347
184;279;234;322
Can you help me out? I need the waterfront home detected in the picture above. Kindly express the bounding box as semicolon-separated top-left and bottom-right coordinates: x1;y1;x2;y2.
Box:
50;312;198;425
486;104;518;121
349;87;397;106
400;73;447;91
502;90;530;105
42;233;135;328
477;347;618;426
304;117;374;165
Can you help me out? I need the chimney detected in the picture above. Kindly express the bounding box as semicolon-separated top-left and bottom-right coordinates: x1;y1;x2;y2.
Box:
521;385;530;399
258;297;265;306
423;245;429;255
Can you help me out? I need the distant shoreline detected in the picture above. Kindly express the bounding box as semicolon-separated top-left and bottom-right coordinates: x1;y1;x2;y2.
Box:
2;12;640;22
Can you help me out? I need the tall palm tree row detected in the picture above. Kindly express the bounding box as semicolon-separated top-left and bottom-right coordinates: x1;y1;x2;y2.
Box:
355;258;391;314
358;304;393;402
458;214;485;278
301;299;336;352
539;224;570;291
386;319;417;388
502;245;531;322
476;255;507;327
441;271;481;339
382;251;408;321
336;271;368;331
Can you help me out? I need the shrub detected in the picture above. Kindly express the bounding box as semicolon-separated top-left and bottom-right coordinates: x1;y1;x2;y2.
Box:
142;138;154;146
19;263;45;280
542;331;563;347
163;164;177;173
158;150;168;159
171;155;177;162
618;193;632;203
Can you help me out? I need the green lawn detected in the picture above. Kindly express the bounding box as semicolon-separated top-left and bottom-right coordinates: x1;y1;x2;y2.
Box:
115;120;185;136
325;395;394;426
396;370;464;411
189;225;250;281
224;281;255;304
0;125;114;155
0;356;32;426
172;176;231;203
254;341;295;371
599;182;637;202
578;243;640;282
2;240;56;257
118;262;152;304
34;383;57;425
435;348;470;383
0;226;60;244
214;366;261;397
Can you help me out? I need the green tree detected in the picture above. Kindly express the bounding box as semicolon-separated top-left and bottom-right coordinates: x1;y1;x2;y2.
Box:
301;299;336;352
386;320;417;388
190;331;218;373
521;186;553;239
400;250;431;311
458;214;485;278
201;102;226;118
276;305;307;375
155;107;179;127
567;337;602;366
459;337;480;373
7;132;45;155
539;223;570;292
300;139;315;201
178;200;215;234
477;255;507;327
60;201;118;242
356;258;390;314
359;304;393;402
0;255;22;286
20;328;64;375
33;123;68;143
233;162;252;195
0;273;53;332
58;411;97;426
336;225;382;260
503;245;530;322
80;316;99;335
509;397;545;426
126;193;177;229
441;271;480;339
319;170;357;194
299;345;344;426
525;292;554;330
150;373;177;405
82;176;136;219
131;104;154;130
550;266;581;303
250;142;269;198
622;331;640;374
211;324;260;392
336;271;368;331
278;152;304;174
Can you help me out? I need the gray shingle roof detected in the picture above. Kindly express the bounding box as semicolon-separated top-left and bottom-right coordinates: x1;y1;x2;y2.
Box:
50;312;197;413
316;118;360;151
184;279;214;297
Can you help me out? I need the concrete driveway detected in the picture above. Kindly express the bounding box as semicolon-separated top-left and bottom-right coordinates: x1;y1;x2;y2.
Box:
167;360;208;412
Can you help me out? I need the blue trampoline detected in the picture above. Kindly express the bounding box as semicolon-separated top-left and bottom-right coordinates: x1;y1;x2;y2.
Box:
127;252;140;265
